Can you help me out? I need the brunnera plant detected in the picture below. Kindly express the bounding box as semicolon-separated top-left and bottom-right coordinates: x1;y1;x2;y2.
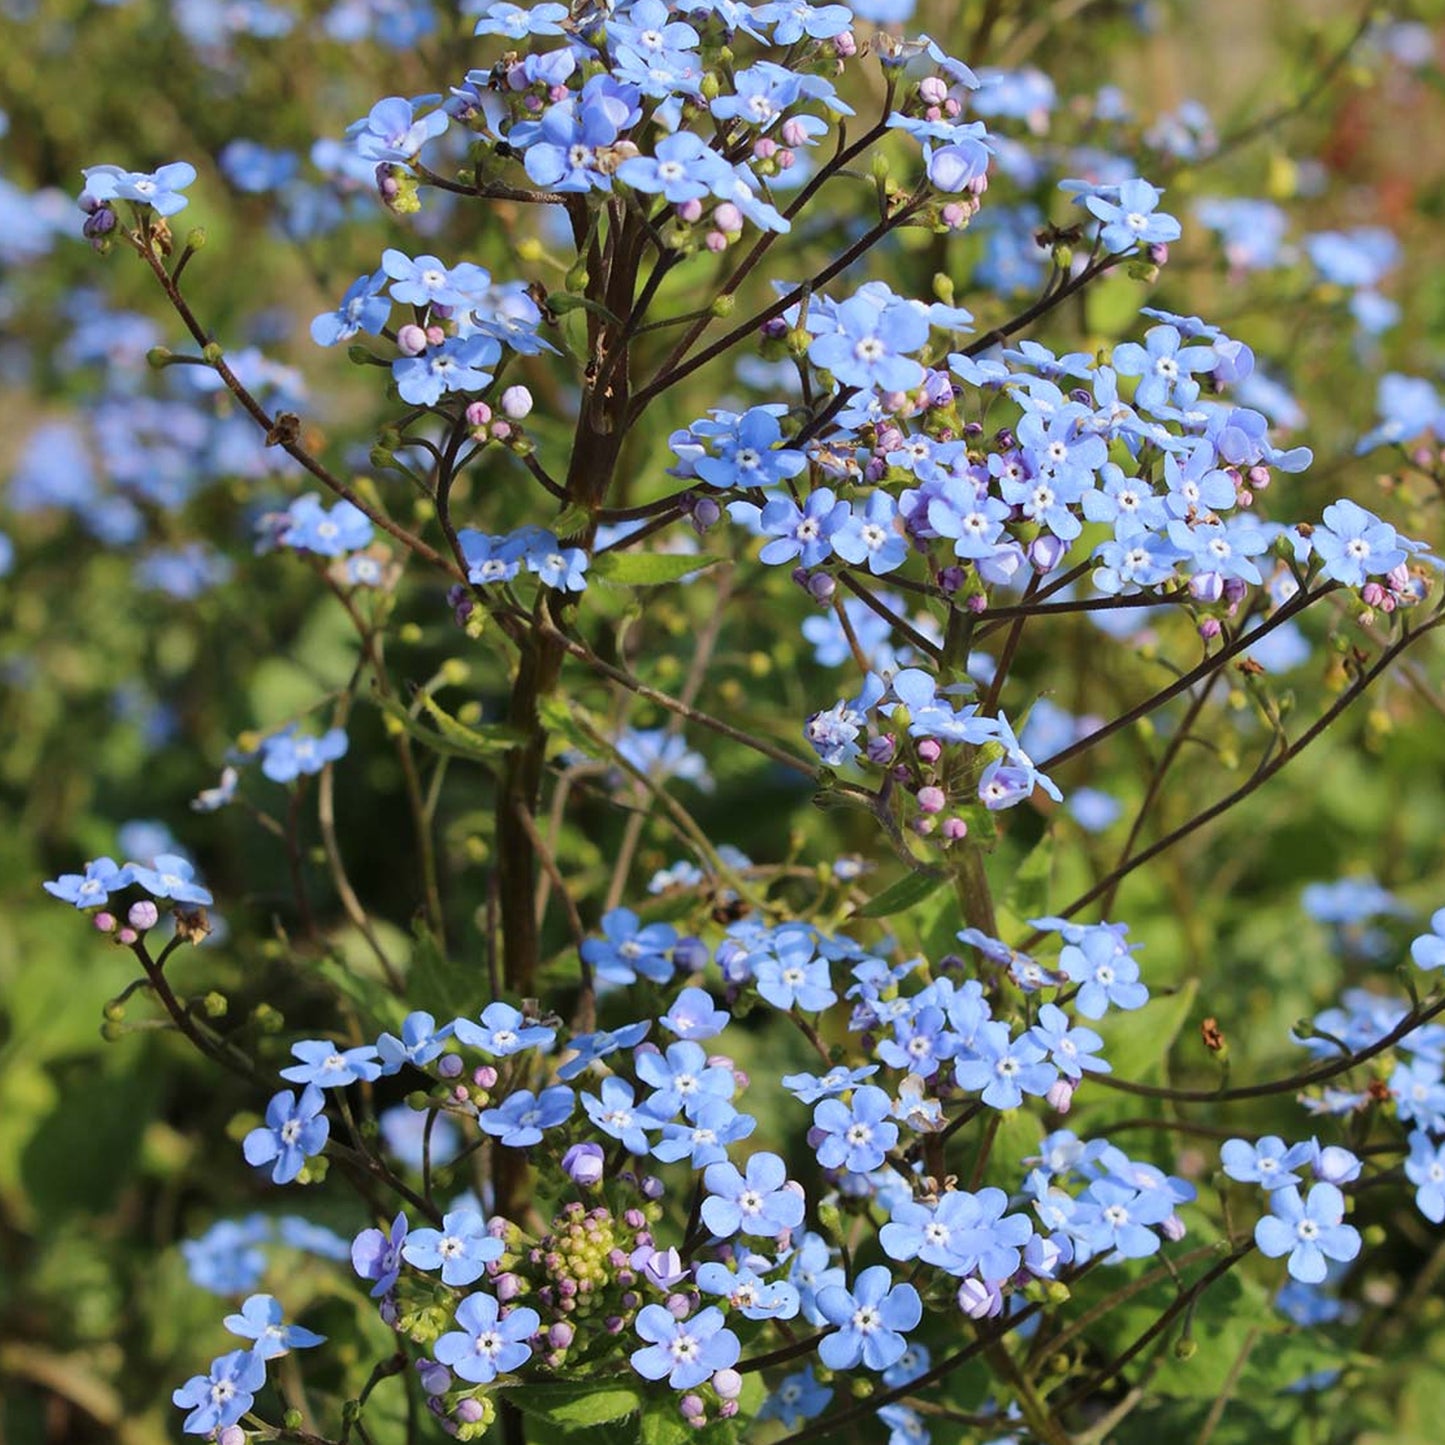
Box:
29;2;1445;1444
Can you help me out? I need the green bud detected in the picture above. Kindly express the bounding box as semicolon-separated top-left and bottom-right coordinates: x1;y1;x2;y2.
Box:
283;1411;304;1430
184;227;207;252
202;342;223;365
103;999;127;1023
849;1376;874;1399
100;1019;126;1043
252;1003;285;1034
146;346;174;369
1174;1336;1197;1361
370;446;395;471
202;992;227;1019
710;294;736;317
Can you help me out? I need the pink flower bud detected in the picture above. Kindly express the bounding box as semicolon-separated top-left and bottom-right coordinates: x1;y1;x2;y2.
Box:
677;198;703;223
466;401;492;427
1046;1077;1077;1114
1160;1213;1187;1242
396;324;427;357
941;816;968;841
713;202;743;233
116;927;138;946
93;912;117;933
1198;617;1222;640
680;1396;706;1423
753;137;777;161
490;420;512;440
957;1276;1002;1318
917;785;946;815
835;30;856;56
473;1065;498;1089
917;739;942;764
425;325;446;347
919;77;948;105
705;230;728;253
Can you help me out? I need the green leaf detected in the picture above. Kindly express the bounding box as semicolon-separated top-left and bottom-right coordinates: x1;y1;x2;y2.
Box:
509;1383;644;1429
591;552;720;587
372;690;523;768
1005;831;1053;921
1096;977;1199;1086
406;923;486;1024
856;868;948;919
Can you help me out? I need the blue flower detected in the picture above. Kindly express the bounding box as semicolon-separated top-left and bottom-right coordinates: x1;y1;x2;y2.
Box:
280;1039;383;1088
816;1265;922;1372
702;1151;805;1237
880;1187;1032;1280
556;1020;652;1080
583;1077;663;1156
1220;1136;1312;1192
478;1086;575;1147
310;270;390;347
1406;1130;1445;1223
617;132;725;204
781;1063;879;1104
637;1041;736;1120
745;488;851;568
352;1212;408;1297
652;1097;757;1167
382;249;489;309
128;853;213;906
281;494;374;556
43;856;132;909
1028;1004;1110;1079
1058;929;1148;1019
758;1365;833;1426
1112;325;1215;413
1075;1178;1174;1260
809;296;929;393
1411;909;1445;971
752;930;838;1012
472;1;570;39
458;529;522;585
403;1208;504;1286
222;1294;326;1358
954;1022;1057;1110
453;1002;556;1057
243;1086;329;1184
630;1304;740;1390
348;96;449;163
661;988;730;1040
1254;1183;1361;1283
1310;499;1407;589
83;161;197;216
172;1349;267;1435
377;1012;455;1074
581;907;678;986
434;1293;540;1383
833;492;909;575
392;336;500;407
813;1086;899;1173
259;726;349;784
695;1260;801;1319
694;406;808;490
1083;177;1181;252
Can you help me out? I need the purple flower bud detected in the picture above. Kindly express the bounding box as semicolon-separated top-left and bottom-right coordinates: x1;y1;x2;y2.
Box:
680;1395;706;1423
673;935;709;972
957;1276;1003;1318
638;1245;688;1289
128;900;160;931
83;206;118;240
835;29;857;57
866;734;896;765
917;738;942;765
1159;1212;1187;1243
1198;617;1222;641
1247;464;1271;491
1189;571;1224;604
689;497;721;532
806;572;836;603
437;1053;463;1078
623;1208;646;1230
473;1065;498;1089
1147;242;1169;266
562;1143;605;1187
495;1272;522;1302
606;1314;626;1333
640;1175;665;1201
549;1321;575;1350
501;385;533;420
665;1291;692;1319
712;1367;743;1400
916;785;946;815
455;1398;487;1424
1312;1144;1362;1185
1222;577;1248;605
218;1428;246;1445
1046;1077;1077;1114
418;1360;452;1395
1029;534;1068;573
967;592;988;614
761;316;788;340
937;565;965;595
942;816;968;841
